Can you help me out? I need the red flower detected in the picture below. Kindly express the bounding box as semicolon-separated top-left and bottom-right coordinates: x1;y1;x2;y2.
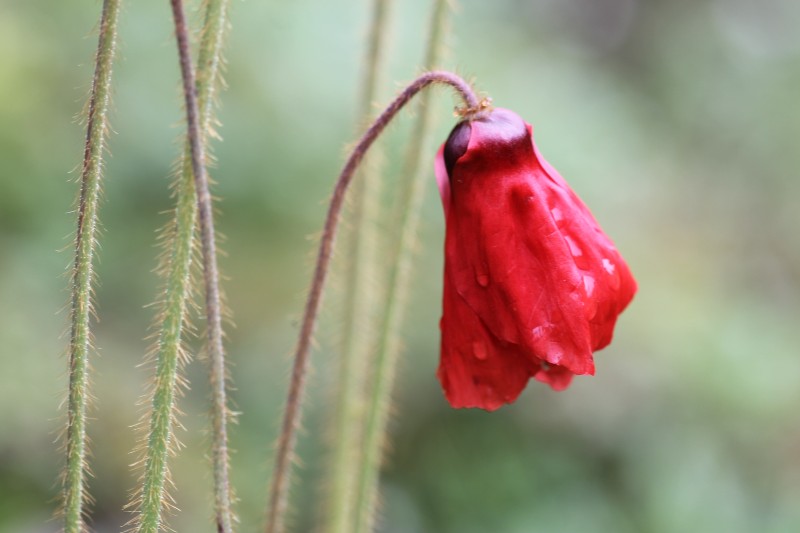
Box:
435;108;637;411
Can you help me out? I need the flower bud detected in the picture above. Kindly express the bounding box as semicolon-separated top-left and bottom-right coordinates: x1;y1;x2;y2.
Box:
435;108;637;410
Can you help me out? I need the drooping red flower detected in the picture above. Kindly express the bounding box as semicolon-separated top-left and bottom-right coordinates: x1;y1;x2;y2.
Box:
435;107;637;411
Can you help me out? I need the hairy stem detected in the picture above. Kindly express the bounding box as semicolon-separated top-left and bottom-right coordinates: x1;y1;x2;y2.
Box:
197;0;230;127
326;1;393;532
195;0;236;530
353;2;451;531
63;1;121;531
131;0;232;531
171;2;234;533
265;71;478;533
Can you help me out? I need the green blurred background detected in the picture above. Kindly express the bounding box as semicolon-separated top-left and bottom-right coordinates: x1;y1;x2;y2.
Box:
2;0;800;531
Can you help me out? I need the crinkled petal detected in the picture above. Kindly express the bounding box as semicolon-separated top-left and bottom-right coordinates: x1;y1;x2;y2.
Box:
438;270;538;410
528;128;637;350
435;108;637;410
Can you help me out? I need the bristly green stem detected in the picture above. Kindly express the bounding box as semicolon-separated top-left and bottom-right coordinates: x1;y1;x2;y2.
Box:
326;1;393;531
63;1;120;531
196;0;231;128
170;2;234;532
265;71;479;533
353;2;451;531
131;0;232;531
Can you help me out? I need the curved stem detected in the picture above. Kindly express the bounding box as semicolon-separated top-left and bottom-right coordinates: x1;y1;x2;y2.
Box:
171;0;234;532
327;1;393;531
63;1;120;531
265;71;479;533
353;2;452;531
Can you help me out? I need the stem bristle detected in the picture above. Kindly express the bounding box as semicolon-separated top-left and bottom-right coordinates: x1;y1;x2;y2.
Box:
60;1;121;531
126;0;234;530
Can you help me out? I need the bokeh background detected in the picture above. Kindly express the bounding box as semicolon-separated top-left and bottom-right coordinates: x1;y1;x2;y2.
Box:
3;0;800;531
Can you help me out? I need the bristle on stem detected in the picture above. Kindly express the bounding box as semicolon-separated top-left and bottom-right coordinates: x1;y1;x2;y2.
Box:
62;1;121;531
126;0;234;531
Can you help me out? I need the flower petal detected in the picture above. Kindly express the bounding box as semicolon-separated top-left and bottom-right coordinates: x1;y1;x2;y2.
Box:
434;145;451;216
438;271;538;411
436;108;637;409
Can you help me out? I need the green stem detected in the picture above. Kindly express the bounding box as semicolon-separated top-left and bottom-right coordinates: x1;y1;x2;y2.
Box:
353;1;451;531
63;1;120;531
326;1;393;531
171;1;235;532
131;0;232;531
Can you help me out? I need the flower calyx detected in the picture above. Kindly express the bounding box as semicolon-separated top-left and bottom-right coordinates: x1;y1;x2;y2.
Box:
455;96;493;121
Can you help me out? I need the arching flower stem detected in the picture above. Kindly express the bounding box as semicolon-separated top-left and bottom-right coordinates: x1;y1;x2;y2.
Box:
352;2;453;531
327;2;394;531
265;71;480;533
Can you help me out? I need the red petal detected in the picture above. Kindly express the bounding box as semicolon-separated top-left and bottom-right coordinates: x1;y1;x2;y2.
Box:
434;145;451;216
438;271;538;410
435;108;637;409
528;125;637;350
